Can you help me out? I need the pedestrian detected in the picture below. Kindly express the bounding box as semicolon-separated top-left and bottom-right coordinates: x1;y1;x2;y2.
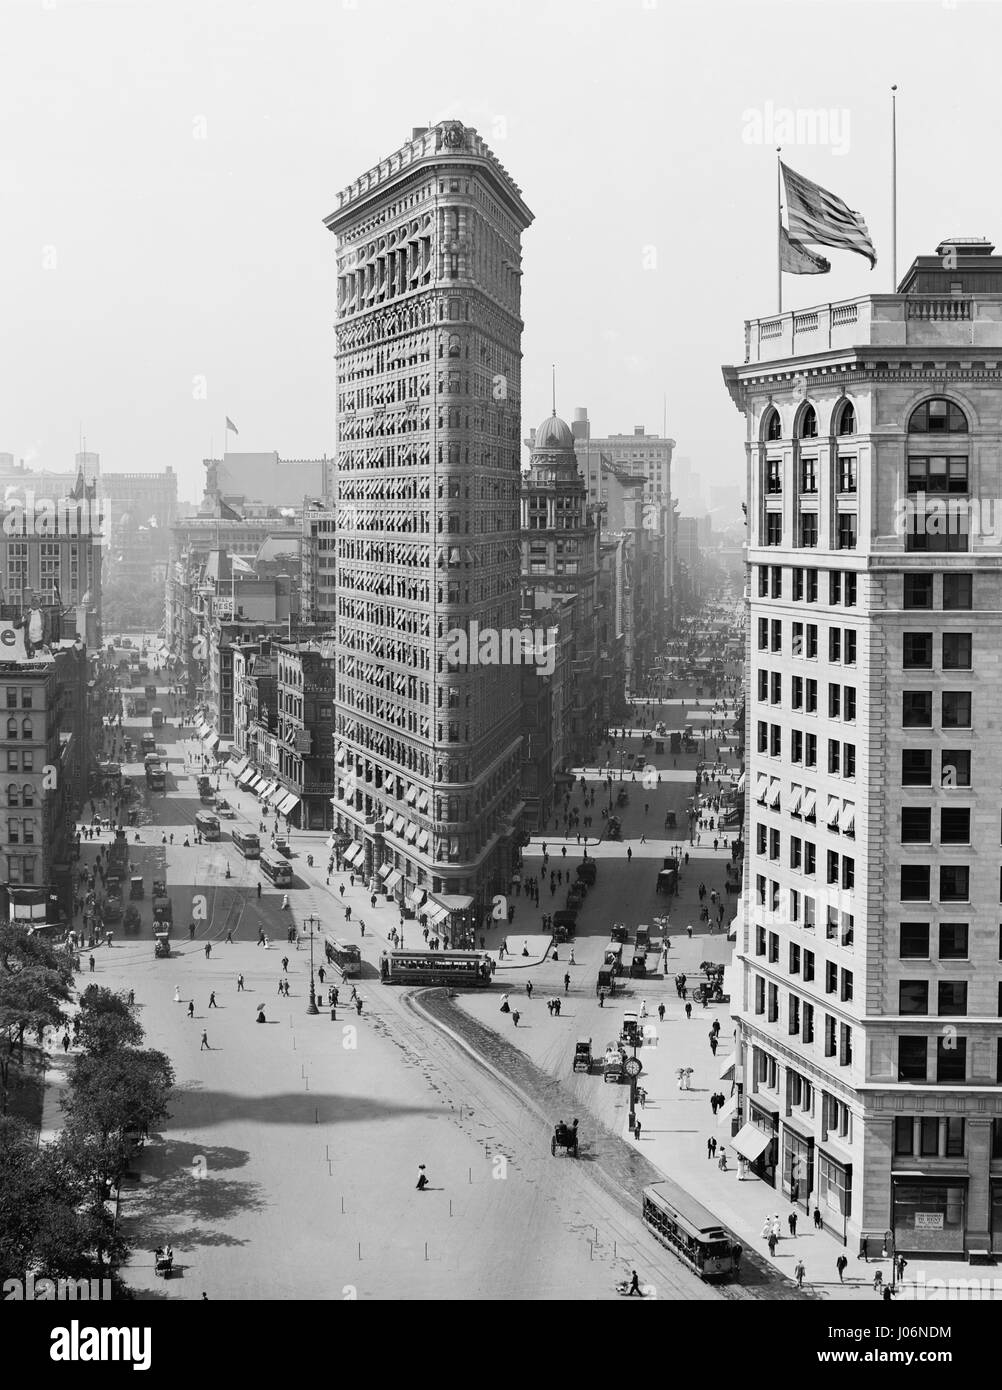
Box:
61;1031;70;1052
237;973;245;991
355;996;362;1016
788;1211;798;1236
895;1254;908;1282
794;1259;806;1289
204;942;212;960
706;1137;717;1159
186;999;195;1019
526;979;533;998
257;882;262;899
634;1118;642;1141
658;1002;665;1022
836;1254;848;1284
208;991;217;1008
685;1002;692;1020
89;955;95;972
189;922;196;940
282;956;289;973
416;1164;429;1191
873;1269;883;1292
564;972;570;994
318;965;325;984
767;1232;778;1257
717;1149;727;1170
512;1009;521;1027
709;1034;718;1056
813;1206;823;1231
345;906;352;922
200;1030;209;1050
626;1270;643;1297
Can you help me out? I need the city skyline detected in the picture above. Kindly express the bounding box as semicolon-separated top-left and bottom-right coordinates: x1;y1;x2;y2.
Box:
3;0;1000;503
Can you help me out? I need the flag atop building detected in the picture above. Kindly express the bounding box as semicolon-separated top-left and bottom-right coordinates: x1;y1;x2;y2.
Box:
782;161;877;268
225;417;239;435
780;225;831;275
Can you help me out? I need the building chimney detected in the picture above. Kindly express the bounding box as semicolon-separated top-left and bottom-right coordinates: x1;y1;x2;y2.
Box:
572;408;590;442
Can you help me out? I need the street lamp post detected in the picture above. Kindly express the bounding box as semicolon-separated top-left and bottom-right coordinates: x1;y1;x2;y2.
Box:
883;1227;896;1291
305;913;319;1015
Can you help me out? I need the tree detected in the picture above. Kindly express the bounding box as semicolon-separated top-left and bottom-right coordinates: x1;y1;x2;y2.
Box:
0;1117;126;1284
0;925;73;1114
63;1048;174;1149
76;985;144;1056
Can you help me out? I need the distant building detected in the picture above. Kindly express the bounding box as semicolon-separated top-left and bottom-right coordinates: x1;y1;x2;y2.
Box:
203;452;330;508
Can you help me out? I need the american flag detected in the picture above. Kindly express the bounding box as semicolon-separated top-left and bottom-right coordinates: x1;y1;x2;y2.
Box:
782;162;876;269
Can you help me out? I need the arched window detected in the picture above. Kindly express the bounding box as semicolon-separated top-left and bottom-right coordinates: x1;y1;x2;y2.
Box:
836;401;856;436
21;785;32;807
764;409;782;441
908;398;968;434
6;718;16;740
6;784;18;808
448;334;461;359
21;718;31;739
800;405;818;439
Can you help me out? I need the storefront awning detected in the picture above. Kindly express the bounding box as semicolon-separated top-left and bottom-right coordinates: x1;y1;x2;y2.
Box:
343;842;363;866
204;732;220;750
279;793;300;816
378;862;393;880
732;1122;772;1162
717;1094;738;1123
257;780;276;800
231;756;249;777
385;869;402;891
425;903;449;927
406;889;426;910
238;768;257;786
718;1054;736;1080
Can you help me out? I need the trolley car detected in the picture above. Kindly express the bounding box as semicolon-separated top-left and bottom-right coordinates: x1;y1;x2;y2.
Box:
641;1182;740;1282
378;950;492;986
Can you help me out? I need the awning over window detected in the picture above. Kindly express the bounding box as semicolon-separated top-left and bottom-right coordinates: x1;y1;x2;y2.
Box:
279;794;300;816
384;869;402;891
735;772;746;793
335;747;346;764
204;732;220;750
405;824;417;842
417;829;429;849
827;795;840;829
378;862;393;880
238;768;257;786
267;784;286;807
768;779;782;809
257;780;276;800
788;784;802;816
393;814;406;835
343;842;363;866
405;785;417;804
732;1122;773;1162
425;903;449;927
417;791;429;812
842;803;855;836
406;889;426;910
802;788;817;820
246;772;263;790
755;773;768;804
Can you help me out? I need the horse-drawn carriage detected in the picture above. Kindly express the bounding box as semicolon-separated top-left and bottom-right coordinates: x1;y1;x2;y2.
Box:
551;1120;579;1156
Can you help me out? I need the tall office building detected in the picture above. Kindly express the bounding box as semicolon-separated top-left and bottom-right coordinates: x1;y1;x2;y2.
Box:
723;237;1002;1258
324;122;533;938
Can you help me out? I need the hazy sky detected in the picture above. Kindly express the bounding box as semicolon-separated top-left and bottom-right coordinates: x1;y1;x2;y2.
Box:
1;0;997;504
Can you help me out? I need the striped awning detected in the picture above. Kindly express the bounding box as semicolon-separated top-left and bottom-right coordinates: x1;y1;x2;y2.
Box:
257;780;276;800
417;829;429;849
406;889;426;910
231;756;249;777
279;793;300;816
343;842;363;866
378;862;393;880
384;869;403;891
393;814;406;835
238;768;257;786
267;784;287;807
425;903;449;927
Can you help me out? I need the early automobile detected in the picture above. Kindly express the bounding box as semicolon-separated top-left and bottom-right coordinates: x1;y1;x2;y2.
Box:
274;836;292;856
551;1120;579;1156
573;1038;593;1073
603;1044;625;1083
129;875;144;899
154;932;171;959
621;1012;641;1047
214;798;236;818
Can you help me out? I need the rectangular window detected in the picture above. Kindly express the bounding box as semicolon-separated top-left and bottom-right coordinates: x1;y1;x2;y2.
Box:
941;690;971;728
789;942;801;974
939;922;969;959
899;980;929;1014
828;684;841;719
771;566;782;598
843;743;856;778
770;672;782;705
945;1117;965;1157
901;865;931;901
907;456;968;493
799;514;818;548
825;960;838;994
836;514;857;550
943;633;972;670
770;724;782;757
754;976;765;1015
766;512;782;546
900;922;930;959
844;688;856;722
904;574;933;609
940;808;970;844
824;1015;837;1058
793;568;804;602
898;1037;928;1081
805;842;816;875
791;676;803;710
942;750;971;787
942;574;973;610
939;865;969;902
805;678;817;713
938;981;967;1017
902;807;932;843
829;570;842;605
894;1116;914;1156
838;457;857;493
766;458;782;494
828;739;841;774
769;827;780;861
791;729;803;762
801;459;817;493
806;570;818;603
758;566;769;598
768;931;779;964
805;733;817;768
844;630;856;664
767;983;779;1022
806;624;818;658
829;628;842;663
936;1035;967;1082
758;618;768;650
803;950;815;982
902;749;932;786
844;573;857;606
903;691;933;727
757;721;768;753
903;633;933;668
802;1001;814;1043
771;619;782;653
757;670;768;701
788;994;800;1036
827;850;839;886
790;836;802;870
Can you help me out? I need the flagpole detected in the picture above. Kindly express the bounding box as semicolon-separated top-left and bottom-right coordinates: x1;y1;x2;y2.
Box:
891;85;898;291
777;147;783;314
